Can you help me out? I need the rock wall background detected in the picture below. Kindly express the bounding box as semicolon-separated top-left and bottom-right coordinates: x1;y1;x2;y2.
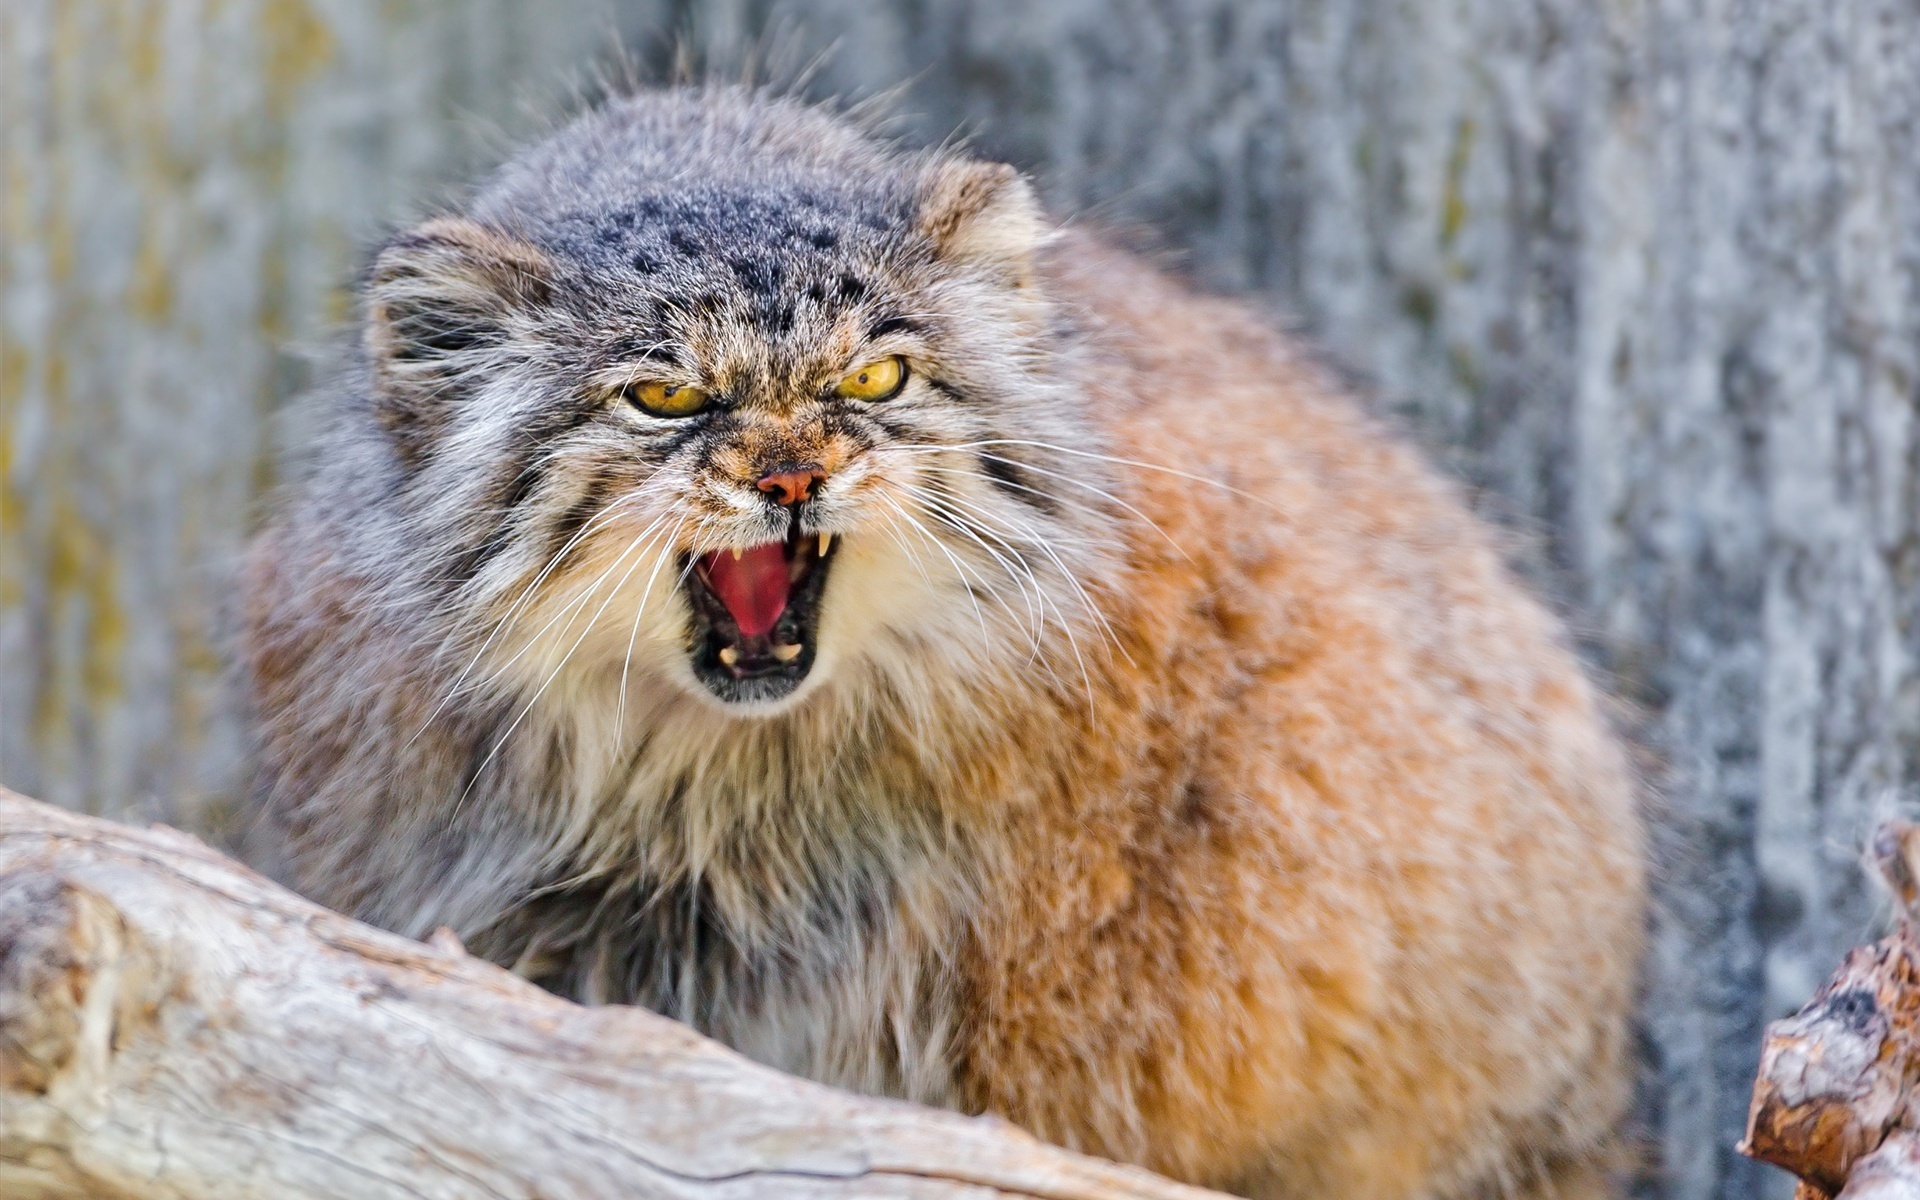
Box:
9;3;1917;1197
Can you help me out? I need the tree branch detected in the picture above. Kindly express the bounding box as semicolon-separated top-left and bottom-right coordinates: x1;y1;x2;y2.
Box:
0;787;1222;1200
1742;821;1920;1200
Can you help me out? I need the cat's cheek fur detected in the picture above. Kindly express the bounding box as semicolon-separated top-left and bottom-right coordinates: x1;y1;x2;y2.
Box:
813;531;1000;694
478;529;691;695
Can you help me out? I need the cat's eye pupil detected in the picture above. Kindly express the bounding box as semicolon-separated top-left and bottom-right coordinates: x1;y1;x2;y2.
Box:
626;380;708;417
835;356;906;401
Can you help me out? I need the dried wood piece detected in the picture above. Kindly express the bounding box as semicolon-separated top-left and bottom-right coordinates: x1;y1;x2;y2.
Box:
1838;1130;1920;1200
0;787;1222;1200
1740;937;1917;1193
1743;822;1920;1197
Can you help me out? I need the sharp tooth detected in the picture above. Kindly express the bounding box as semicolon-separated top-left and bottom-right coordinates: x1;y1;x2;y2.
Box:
718;646;740;666
730;547;742;561
818;532;832;557
772;642;803;663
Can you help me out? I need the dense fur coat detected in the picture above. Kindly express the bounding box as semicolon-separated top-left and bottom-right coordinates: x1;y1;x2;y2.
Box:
242;88;1646;1199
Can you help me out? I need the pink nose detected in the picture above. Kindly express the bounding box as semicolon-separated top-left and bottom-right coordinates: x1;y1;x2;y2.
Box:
757;466;826;506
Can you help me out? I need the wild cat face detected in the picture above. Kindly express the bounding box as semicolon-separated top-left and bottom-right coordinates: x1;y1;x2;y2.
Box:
364;96;1112;714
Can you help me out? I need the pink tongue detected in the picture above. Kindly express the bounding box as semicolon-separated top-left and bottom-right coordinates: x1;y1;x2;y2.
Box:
699;543;791;639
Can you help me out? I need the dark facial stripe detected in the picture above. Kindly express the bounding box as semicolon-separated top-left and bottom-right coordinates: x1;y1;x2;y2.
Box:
925;378;971;406
454;471;543;584
546;464;616;565
496;456;545;517
657;412;731;460
977;451;1061;515
817;406;880;452
452;406;604;583
868;411;915;441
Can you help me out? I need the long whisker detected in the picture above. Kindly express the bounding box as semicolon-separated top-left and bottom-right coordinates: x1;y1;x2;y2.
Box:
405;489;657;751
874;491;995;648
910;481;1130;666
966;503;1126;662
908;484;1117;689
973;451;1195;573
885;488;1050;658
458;461;677;640
614;512;692;746
869;504;941;595
883;454;1118;639
886;482;1051;650
872;443;1113;540
870;485;1070;690
883;480;1096;712
456;520;675;814
944;438;1279;512
490;513;675;696
887;443;1191;564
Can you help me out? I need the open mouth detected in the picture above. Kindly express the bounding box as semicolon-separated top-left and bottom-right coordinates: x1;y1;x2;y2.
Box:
682;523;837;704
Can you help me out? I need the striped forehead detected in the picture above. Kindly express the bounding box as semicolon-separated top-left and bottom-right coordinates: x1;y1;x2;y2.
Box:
552;188;924;403
548;185;912;275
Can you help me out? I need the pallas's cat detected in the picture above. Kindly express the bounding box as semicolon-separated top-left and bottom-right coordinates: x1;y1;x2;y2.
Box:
242;88;1645;1199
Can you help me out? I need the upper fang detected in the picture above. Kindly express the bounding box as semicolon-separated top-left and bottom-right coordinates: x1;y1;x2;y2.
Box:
818;532;832;557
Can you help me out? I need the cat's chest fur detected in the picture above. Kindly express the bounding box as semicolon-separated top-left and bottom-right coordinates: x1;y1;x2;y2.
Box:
475;702;982;1109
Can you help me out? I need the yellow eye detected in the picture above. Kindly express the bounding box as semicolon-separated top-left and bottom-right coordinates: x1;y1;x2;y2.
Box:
834;356;908;402
626;380;710;418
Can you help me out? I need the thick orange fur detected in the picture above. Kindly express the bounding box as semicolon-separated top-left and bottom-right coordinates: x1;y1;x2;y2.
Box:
948;242;1645;1197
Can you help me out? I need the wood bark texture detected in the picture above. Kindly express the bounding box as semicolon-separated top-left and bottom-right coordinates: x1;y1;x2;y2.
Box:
0;785;1222;1200
1743;822;1920;1200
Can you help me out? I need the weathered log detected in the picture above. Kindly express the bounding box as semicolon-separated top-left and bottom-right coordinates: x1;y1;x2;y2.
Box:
1835;1131;1920;1200
1742;822;1920;1199
0;786;1222;1200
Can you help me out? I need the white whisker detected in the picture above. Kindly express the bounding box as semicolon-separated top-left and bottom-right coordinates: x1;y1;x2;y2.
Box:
405;488;657;751
951;438;1276;510
615;512;693;748
887;442;1192;564
874;491;995;649
876;478;1097;713
886;482;1050;651
455;519;674;814
912;482;1130;668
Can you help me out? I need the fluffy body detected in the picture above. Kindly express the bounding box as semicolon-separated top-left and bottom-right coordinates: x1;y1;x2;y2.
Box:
243;88;1646;1199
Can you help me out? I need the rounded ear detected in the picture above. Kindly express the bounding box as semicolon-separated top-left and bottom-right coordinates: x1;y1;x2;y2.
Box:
916;160;1049;288
363;217;554;460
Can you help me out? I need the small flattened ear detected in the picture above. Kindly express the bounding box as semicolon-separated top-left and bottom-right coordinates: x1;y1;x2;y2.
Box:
364;217;554;457
916;160;1049;288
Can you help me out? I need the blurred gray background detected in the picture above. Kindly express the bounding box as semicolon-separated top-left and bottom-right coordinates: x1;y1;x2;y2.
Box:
8;2;1916;1196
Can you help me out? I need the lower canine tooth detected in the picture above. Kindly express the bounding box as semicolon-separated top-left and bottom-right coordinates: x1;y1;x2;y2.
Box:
772;642;803;663
817;532;832;557
718;646;740;666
